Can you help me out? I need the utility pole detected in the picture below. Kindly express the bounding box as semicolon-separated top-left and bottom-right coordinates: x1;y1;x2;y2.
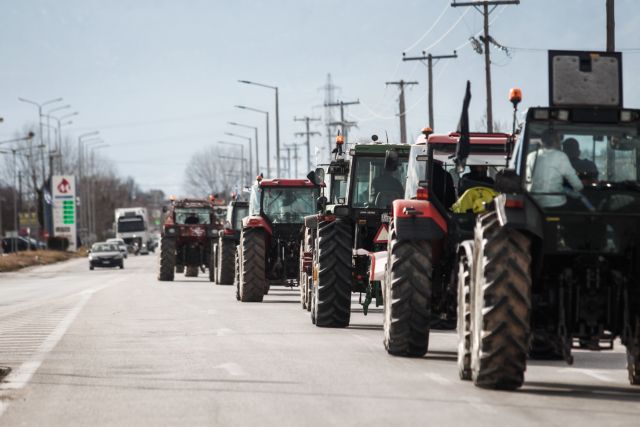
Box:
402;51;457;130
294;116;321;171
451;1;519;132
285;143;304;178
325;100;360;145
606;0;615;52
385;80;418;144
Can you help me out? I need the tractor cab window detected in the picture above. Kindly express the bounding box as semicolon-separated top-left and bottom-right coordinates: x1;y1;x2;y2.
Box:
524;121;640;211
231;205;248;229
262;187;319;223
175;208;211;225
329;174;348;204
351;156;408;209
249;184;261;216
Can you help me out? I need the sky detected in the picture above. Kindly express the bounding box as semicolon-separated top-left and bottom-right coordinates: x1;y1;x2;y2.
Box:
1;0;639;196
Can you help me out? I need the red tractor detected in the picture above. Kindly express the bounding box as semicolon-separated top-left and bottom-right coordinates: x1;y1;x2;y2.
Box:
212;198;249;285
384;128;512;358
158;197;222;282
235;178;321;302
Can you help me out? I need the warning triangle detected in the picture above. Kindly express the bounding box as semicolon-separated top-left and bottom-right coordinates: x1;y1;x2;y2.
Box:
373;224;389;244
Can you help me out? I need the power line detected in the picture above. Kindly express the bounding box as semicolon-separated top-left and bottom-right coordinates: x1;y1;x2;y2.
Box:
403;0;451;52
294;116;321;171
325;99;360;145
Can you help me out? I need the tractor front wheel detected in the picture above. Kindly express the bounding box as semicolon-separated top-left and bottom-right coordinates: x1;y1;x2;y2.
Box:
217;238;236;285
457;249;472;380
627;315;640;385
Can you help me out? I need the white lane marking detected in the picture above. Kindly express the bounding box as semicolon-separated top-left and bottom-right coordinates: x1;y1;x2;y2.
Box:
558;368;615;383
215;328;234;336
214;363;245;376
423;372;451;385
0;287;102;417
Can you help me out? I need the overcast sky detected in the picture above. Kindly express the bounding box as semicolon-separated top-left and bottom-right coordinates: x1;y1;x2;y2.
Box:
1;0;639;195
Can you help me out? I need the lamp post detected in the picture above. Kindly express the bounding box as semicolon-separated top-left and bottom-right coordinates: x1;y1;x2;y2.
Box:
235;105;270;176
18;97;63;182
44;104;70;153
217;141;246;186
77;131;99;242
224;132;252;181
88;143;109;240
237;80;280;176
228;121;259;176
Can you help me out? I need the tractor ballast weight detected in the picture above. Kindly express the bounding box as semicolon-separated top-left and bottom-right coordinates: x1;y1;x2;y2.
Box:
157;197;222;282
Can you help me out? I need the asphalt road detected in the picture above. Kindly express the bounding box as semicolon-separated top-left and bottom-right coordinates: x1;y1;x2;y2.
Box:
0;254;639;426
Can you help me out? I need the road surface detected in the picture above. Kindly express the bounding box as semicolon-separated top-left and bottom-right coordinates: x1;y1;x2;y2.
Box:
0;254;639;426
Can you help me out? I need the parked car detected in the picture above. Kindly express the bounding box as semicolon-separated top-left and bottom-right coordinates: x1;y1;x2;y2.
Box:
88;242;124;270
1;237;32;253
106;238;128;259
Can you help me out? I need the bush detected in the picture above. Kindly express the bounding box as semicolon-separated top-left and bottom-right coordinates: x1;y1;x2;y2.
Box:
47;237;70;251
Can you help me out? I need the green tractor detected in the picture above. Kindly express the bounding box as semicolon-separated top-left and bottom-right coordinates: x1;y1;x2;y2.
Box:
459;50;640;389
305;135;410;327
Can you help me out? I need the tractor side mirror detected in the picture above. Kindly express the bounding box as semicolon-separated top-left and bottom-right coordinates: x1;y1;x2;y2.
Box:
494;169;522;194
307;168;325;186
316;196;327;213
384;149;399;172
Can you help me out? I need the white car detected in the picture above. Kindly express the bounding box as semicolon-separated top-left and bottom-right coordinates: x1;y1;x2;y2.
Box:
107;238;128;259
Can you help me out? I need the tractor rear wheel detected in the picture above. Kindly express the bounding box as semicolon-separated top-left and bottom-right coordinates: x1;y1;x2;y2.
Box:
471;211;531;390
457;250;473;380
383;223;431;357
238;228;266;302
314;219;352;327
158;237;175;281
208;243;216;282
216;238;236;285
234;248;241;301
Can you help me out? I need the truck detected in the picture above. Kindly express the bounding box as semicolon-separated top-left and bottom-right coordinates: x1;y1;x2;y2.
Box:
114;207;150;255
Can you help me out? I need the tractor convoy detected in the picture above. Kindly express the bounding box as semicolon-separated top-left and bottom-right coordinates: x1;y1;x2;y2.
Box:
157;50;640;390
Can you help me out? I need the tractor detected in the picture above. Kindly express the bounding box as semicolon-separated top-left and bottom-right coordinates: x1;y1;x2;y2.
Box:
235;177;320;302
212;197;249;285
458;50;640;389
157;197;222;282
306;135;411;327
299;159;350;310
383;128;512;357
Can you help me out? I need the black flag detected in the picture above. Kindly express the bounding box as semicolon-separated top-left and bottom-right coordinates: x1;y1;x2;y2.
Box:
454;80;471;173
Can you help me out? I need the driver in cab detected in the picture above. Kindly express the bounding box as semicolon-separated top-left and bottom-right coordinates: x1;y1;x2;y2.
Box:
526;130;583;208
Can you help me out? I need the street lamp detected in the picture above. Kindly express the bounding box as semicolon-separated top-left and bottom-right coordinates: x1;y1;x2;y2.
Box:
224;132;252;179
44;104;70;152
217;140;246;186
237;80;280;176
235;105;270;176
88;144;109;239
228;121;259;176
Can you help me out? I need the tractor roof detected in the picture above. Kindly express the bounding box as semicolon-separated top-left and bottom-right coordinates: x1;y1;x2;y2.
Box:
259;178;317;188
351;143;411;155
414;132;510;146
173;199;214;209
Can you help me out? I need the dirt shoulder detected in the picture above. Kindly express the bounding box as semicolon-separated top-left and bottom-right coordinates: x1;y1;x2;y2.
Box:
0;250;84;273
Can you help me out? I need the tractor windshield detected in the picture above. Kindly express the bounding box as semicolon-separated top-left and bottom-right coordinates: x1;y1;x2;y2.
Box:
351;156;409;209
524;121;640;211
175;207;211;225
261;187;319;223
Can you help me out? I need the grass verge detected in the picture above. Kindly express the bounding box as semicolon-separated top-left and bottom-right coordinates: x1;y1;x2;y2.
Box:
0;250;83;273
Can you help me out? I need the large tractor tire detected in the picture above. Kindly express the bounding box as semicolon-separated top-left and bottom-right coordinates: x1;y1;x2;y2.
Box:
158;237;176;281
216;238;236;285
238;228;266;302
208;243;216;283
176;265;184;274
457;249;473;380
314;219;352;328
234;249;241;301
185;266;199;277
471;211;531;390
383;223;431;357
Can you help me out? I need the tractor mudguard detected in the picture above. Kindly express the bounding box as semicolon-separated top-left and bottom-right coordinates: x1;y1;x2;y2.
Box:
242;216;273;236
493;194;543;239
392;199;448;241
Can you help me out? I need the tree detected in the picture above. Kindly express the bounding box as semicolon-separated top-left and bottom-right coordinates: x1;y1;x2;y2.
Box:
183;146;242;199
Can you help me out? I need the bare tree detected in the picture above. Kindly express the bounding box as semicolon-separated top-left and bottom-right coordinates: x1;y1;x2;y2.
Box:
183;146;241;199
